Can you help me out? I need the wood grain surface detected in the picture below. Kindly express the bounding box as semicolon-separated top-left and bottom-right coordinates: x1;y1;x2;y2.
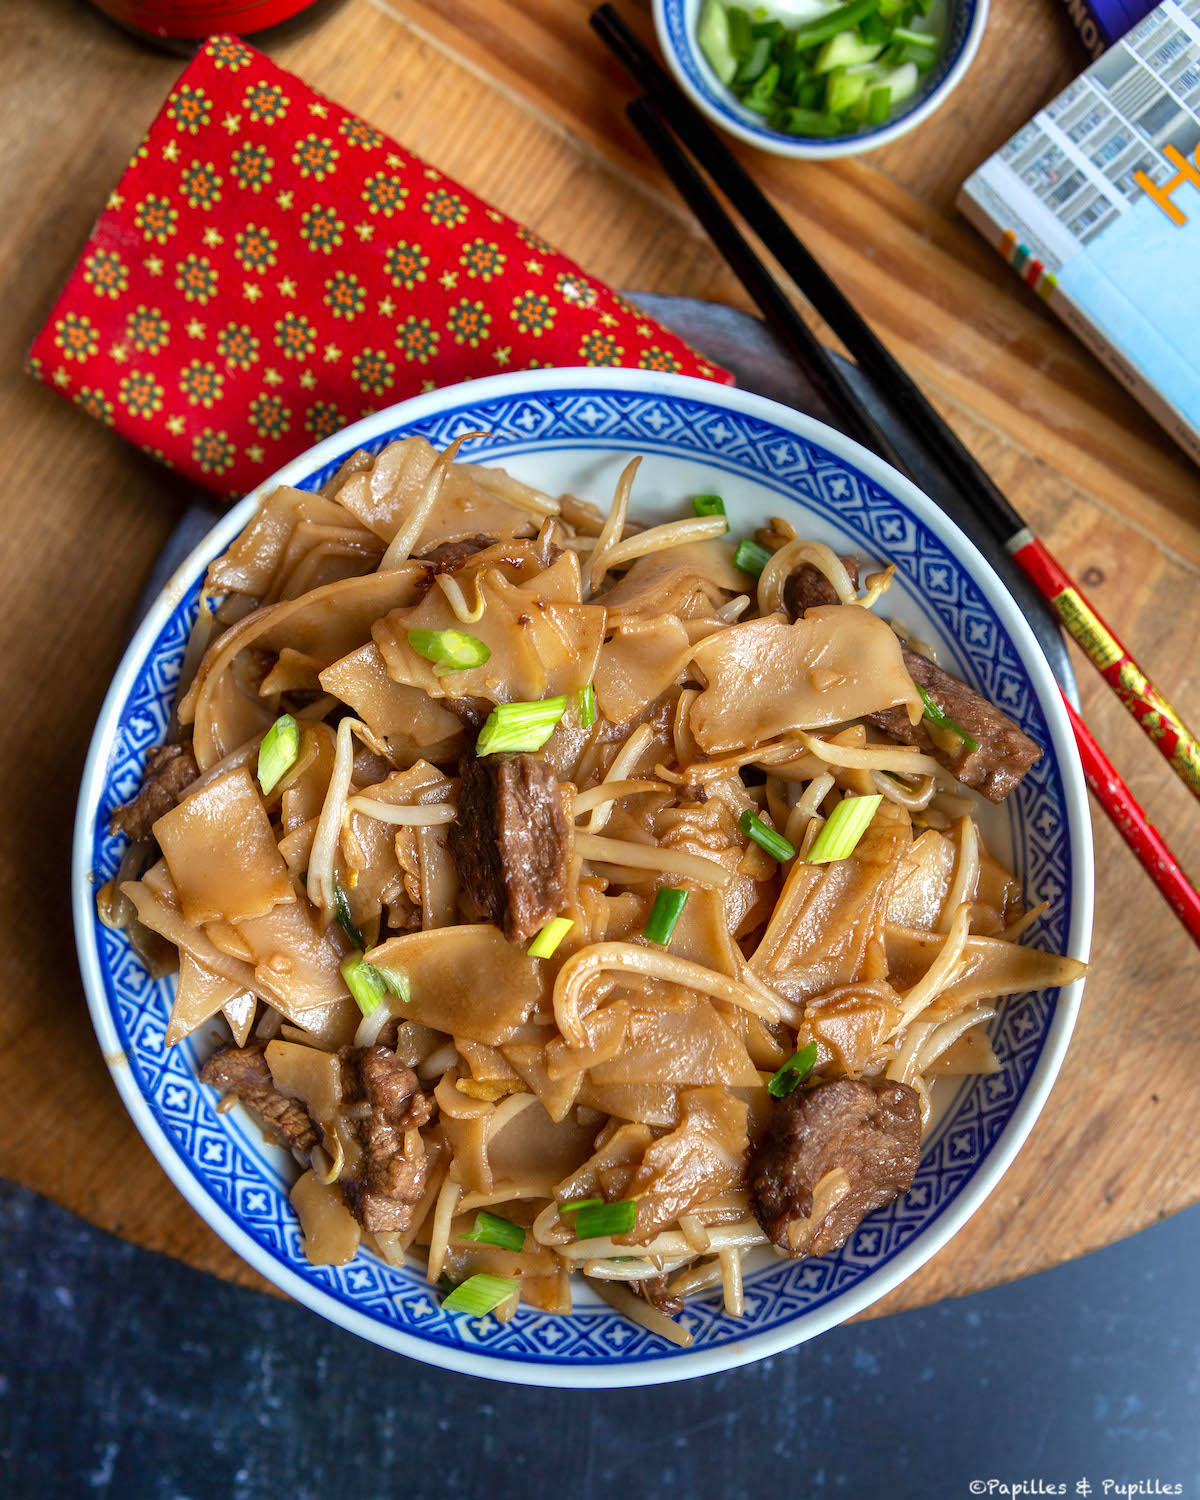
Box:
1;0;1197;1316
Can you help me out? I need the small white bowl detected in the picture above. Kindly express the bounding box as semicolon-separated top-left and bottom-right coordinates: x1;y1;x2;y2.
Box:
654;0;989;159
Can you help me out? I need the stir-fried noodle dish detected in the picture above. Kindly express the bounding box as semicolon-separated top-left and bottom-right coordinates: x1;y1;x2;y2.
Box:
102;436;1085;1342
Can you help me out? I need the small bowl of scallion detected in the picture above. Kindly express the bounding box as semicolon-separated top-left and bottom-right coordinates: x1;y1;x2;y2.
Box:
653;0;988;158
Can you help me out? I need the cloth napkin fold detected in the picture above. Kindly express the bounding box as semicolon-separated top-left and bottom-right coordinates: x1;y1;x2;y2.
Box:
28;35;727;499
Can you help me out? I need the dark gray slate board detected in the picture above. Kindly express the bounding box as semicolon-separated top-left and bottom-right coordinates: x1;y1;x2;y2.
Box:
4;1178;1198;1498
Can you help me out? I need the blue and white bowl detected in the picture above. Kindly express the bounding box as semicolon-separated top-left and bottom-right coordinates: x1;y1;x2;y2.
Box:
654;0;989;159
74;369;1091;1387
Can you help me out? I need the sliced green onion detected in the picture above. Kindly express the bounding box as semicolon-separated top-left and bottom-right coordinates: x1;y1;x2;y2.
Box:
825;66;867;114
792;78;825;112
257;713;300;796
459;1211;525;1251
891;24;937;47
806;793;883;864
777;106;845;136
577;683;596;728
559;1198;604;1216
866;85;892;124
788;0;881;51
767;1040;819;1098
441;1272;519;1318
333;879;365;950
917;684;979;752
475;696;566;756
734;32;772;84
815;28;884;71
697;0;738;83
643;887;688;946
739;808;796;863
528;916;574;959
340;953;388;1017
727;5;754;57
692;494;728;533
695;0;940;139
407;627;491;677
733;538;772;578
371;962;410;1003
751;15;785;42
573;1199;638;1239
743;60;781;112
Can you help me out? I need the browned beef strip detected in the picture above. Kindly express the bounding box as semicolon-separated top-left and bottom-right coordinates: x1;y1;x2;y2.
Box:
751;1078;921;1257
633;1275;685;1318
412;534;498;601
781;556;1041;802
199;1042;319;1157
412;533;563;602
867;646;1041;803
440;695;492;731
109;744;199;841
782;557;860;617
338;1045;433;1234
449;752;572;943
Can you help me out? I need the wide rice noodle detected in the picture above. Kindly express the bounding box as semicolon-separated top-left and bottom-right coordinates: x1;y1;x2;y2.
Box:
108;433;1083;1341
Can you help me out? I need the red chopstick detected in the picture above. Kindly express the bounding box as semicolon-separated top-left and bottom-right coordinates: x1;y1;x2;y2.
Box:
1013;533;1200;801
1064;698;1200;943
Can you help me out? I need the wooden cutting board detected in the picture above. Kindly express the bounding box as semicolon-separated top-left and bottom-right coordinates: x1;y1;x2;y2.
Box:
1;0;1198;1319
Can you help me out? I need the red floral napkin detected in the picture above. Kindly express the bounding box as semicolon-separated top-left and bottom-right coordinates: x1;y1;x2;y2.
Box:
28;35;727;499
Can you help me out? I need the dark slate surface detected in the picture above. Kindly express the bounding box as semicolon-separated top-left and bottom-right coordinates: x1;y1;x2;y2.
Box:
3;1180;1197;1500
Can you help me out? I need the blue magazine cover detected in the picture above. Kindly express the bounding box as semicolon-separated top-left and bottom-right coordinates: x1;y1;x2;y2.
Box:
959;0;1200;465
1062;0;1156;57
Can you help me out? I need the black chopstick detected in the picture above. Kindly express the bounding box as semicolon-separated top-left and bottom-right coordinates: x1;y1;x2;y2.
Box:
592;3;1024;544
616;101;1200;948
625;99;903;468
594;2;1200;818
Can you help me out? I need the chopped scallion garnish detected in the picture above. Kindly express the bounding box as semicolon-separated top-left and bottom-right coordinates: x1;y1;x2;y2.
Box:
788;0;882;51
643;887;688;946
577;683;597;728
692;493;728;532
407;627;491;677
459;1211;525;1252
528;916;574;959
257;713;300;796
333;879;365;950
733;538;772;578
440;1272;519;1318
696;0;936;138
739;808;796;863
805;793;883;864
917;684;980;752
697;0;738;84
559;1198;604;1216
475;696;566;756
371;962;410;1003
340;953;388;1017
573;1199;638;1239
767;1040;819;1098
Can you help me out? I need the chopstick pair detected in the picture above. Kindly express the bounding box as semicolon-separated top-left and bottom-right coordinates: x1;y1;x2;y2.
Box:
590;3;1200;947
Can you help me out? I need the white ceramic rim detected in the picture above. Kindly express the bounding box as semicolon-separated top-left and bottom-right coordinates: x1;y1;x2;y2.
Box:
73;367;1092;1387
651;0;990;159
